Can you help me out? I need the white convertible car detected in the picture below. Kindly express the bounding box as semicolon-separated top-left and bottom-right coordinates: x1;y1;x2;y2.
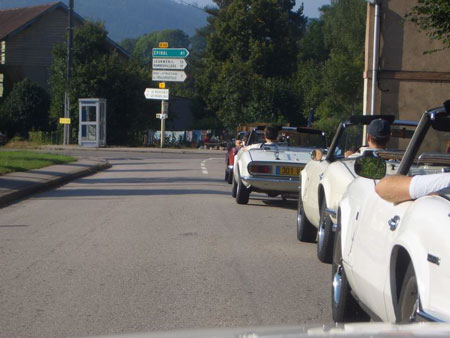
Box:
298;116;417;263
232;126;326;204
332;101;450;324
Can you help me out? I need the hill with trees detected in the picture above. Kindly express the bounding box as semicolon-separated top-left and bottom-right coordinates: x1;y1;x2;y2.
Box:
0;0;208;41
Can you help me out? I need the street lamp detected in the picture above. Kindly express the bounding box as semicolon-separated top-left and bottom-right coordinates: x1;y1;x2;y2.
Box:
64;0;74;145
365;0;381;116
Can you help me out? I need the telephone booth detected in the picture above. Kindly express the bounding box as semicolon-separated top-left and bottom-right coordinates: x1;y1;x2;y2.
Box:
78;98;107;147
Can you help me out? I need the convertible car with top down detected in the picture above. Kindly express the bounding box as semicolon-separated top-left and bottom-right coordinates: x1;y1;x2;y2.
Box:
332;101;450;324
232;126;326;204
298;116;417;263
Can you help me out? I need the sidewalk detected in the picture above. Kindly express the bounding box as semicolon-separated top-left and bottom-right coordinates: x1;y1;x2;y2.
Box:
0;158;111;208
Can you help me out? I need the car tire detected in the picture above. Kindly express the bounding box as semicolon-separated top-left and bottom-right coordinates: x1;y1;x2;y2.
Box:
332;227;370;323
227;169;233;184
232;175;237;198
317;200;335;263
297;197;317;242
398;263;420;323
236;171;250;204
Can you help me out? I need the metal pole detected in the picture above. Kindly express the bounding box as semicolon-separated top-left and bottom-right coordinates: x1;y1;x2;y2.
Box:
371;2;380;115
64;0;74;144
160;100;166;148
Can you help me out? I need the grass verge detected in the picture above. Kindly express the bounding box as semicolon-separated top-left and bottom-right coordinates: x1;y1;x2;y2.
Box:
0;150;76;176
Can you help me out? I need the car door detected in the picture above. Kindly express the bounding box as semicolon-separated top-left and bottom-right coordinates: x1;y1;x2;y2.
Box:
302;159;330;226
347;180;408;321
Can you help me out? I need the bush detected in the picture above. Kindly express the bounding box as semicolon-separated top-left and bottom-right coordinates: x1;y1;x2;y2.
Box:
0;79;50;138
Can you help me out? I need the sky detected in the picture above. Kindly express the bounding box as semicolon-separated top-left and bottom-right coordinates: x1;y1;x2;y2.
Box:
182;0;331;18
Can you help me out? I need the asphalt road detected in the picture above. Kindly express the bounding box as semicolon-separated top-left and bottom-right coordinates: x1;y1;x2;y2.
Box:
0;150;332;338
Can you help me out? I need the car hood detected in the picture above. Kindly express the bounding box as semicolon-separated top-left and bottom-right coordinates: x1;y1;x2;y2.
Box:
82;323;450;338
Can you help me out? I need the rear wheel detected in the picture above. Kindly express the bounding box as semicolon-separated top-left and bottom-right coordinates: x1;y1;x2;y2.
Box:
317;200;334;263
231;175;237;198
227;169;233;184
332;227;370;322
296;197;317;242
398;263;420;323
235;171;250;204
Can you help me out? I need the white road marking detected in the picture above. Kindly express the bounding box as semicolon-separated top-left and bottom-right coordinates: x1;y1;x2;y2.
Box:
201;158;222;175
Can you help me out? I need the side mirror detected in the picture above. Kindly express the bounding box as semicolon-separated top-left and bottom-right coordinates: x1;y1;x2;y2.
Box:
354;156;387;179
311;148;324;161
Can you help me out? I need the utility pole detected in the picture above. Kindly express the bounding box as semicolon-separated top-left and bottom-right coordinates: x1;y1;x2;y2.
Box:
64;0;74;145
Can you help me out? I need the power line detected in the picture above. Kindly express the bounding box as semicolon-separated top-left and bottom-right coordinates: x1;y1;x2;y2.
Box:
174;0;211;13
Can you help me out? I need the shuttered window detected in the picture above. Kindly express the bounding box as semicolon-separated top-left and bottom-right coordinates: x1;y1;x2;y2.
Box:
0;41;5;64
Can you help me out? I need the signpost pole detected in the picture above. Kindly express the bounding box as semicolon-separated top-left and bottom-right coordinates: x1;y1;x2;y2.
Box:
64;0;74;145
160;100;166;148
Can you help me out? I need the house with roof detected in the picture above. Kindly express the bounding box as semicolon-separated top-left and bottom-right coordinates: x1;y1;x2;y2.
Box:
0;2;128;98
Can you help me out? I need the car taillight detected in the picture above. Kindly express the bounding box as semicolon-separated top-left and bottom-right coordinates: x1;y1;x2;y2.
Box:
249;164;272;174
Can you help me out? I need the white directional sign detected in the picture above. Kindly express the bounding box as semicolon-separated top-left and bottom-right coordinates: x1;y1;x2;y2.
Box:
153;58;187;70
156;113;168;119
144;88;169;100
152;70;187;82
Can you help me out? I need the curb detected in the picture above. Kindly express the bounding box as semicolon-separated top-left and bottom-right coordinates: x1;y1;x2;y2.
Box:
0;161;111;209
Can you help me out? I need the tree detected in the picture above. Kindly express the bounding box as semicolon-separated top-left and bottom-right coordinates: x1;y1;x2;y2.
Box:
0;78;50;137
295;0;366;136
406;0;450;51
49;21;156;145
197;0;306;129
120;38;138;53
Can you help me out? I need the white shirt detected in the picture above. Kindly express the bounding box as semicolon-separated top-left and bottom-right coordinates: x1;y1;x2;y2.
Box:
246;141;276;151
409;173;450;199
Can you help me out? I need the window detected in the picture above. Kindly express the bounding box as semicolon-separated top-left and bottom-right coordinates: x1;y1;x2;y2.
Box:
0;73;3;97
1;41;5;64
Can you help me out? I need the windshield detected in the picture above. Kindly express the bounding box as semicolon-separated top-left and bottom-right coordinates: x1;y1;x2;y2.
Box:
409;127;450;175
333;123;416;159
279;130;325;148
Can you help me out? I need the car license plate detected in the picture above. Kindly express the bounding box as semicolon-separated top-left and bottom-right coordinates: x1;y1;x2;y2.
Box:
277;166;301;176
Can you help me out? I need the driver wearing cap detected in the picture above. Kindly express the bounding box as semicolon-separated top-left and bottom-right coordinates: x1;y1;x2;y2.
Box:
346;118;391;157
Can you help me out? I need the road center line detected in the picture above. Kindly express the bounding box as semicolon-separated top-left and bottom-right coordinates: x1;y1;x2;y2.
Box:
200;157;222;175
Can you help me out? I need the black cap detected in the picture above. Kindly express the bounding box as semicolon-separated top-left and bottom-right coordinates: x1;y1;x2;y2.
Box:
367;119;390;138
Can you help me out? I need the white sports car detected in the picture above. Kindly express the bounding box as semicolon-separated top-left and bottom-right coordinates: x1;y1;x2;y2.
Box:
232;126;326;204
298;116;417;263
332;101;450;323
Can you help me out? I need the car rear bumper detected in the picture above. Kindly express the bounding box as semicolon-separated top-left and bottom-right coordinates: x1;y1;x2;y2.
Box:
241;176;299;193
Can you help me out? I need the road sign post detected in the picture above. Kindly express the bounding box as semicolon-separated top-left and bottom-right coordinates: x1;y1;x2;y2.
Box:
149;44;190;148
160;100;169;148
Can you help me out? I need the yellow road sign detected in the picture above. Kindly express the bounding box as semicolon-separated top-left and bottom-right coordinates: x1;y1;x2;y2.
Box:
159;82;166;89
59;117;71;124
159;42;169;48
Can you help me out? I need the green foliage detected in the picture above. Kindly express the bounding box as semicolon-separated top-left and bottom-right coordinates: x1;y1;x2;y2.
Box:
120;38;138;53
296;0;366;133
49;21;157;145
133;29;190;63
197;0;306;129
0;150;75;175
0;78;50;137
406;0;450;51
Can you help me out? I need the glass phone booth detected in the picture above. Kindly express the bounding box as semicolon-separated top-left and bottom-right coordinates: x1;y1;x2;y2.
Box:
78;98;107;147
